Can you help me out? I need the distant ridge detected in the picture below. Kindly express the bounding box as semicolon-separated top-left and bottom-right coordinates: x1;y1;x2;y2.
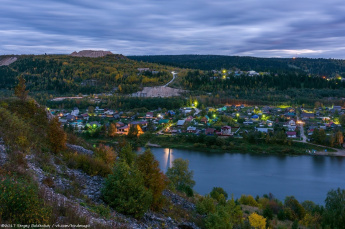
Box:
70;50;113;58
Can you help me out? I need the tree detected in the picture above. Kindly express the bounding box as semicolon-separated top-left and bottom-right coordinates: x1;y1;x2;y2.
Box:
166;158;195;191
14;75;29;102
323;188;345;228
101;161;152;218
135;149;168;210
248;212;266;229
335;131;344;147
48;116;67;153
108;123;117;137
210;187;228;202
204;198;243;229
340;114;345;127
88;106;95;114
127;124;139;138
118;143;136;165
95;144;116;165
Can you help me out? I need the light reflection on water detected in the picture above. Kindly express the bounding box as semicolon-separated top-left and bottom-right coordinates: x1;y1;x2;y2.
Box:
137;147;345;205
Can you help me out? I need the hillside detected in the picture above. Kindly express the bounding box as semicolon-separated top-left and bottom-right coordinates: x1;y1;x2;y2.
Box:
128;55;345;77
0;54;176;95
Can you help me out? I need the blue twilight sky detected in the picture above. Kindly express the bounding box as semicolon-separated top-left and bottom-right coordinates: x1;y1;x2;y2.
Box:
1;0;345;58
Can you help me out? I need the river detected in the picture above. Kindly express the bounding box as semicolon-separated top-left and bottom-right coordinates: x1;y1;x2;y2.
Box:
138;147;345;205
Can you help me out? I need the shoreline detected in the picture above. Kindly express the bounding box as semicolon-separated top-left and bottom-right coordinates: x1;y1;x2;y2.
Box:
145;139;344;157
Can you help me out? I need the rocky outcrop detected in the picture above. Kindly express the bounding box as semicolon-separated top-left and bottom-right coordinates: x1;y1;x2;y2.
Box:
66;144;94;156
70;50;113;58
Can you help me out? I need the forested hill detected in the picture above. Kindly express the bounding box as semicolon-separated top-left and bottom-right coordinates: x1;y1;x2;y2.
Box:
128;55;345;77
0;54;176;95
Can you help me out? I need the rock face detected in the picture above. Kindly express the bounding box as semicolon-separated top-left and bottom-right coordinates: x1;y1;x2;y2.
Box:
70;50;113;58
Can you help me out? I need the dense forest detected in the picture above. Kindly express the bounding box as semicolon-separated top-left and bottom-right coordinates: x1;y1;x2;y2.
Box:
128;55;345;77
0;54;175;94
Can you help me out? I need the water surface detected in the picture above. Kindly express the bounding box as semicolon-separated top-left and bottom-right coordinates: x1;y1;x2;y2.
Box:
139;148;345;205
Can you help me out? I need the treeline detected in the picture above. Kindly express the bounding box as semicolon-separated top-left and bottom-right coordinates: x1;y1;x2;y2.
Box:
128;55;345;76
0;54;174;94
44;96;186;110
180;71;345;92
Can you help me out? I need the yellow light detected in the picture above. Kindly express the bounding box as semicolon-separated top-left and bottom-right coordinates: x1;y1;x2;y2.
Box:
236;113;239;117
262;115;265;118
222;69;226;73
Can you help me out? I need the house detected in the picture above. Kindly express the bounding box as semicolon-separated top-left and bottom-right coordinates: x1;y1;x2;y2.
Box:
158;119;170;125
285;112;296;118
286;131;297;138
256;128;273;133
248;70;259;76
205;128;216;135
116;121;125;128
200;117;208;124
187;126;197;133
66;114;76;122
332;106;342;112
221;126;232;136
146;112;154;119
301;113;315;119
177;120;186;126
104;110;114;115
117;125;129;134
71;107;79;116
185;116;194;122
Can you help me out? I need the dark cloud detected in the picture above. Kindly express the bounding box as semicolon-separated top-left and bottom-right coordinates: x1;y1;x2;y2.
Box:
1;0;345;58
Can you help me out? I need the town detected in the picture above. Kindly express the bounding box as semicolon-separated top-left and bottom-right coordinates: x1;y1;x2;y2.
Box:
51;99;345;154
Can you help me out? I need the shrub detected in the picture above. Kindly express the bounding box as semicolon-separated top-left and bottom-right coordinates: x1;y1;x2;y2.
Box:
0;176;51;224
196;195;217;215
101;161;152;218
64;152;111;177
248;212;266;229
210;187;228;202
239;195;259;207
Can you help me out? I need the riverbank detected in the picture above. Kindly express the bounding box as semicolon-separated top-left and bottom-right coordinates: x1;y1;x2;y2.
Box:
148;135;338;156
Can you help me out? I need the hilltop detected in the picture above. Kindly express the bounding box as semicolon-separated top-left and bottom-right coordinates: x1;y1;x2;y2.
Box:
70;50;114;58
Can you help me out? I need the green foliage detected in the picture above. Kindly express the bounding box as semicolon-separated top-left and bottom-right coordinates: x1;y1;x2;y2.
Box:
239;195;259;207
204;198;243;229
101;161;152;218
284;196;306;220
196;195;217;215
48;116;67;154
14;75;28;102
210;187;228;201
135;149;168;210
166;158;195;191
1;55;175;94
64;152;111;177
323;188;345;228
118;143;136;165
0;176;51;224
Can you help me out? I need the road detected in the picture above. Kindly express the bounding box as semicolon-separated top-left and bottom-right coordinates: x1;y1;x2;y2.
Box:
297;116;307;142
163;71;177;87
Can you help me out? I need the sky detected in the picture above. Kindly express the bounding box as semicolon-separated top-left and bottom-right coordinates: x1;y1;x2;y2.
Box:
1;0;345;58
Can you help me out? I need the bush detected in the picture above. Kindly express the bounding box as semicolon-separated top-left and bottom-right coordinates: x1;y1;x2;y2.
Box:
210;187;228;202
239;195;259;207
64;152;111;177
0;176;51;224
196;195;216;215
101;161;152;218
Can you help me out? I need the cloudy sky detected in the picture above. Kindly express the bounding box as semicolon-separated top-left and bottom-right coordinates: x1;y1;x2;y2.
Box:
1;0;345;58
